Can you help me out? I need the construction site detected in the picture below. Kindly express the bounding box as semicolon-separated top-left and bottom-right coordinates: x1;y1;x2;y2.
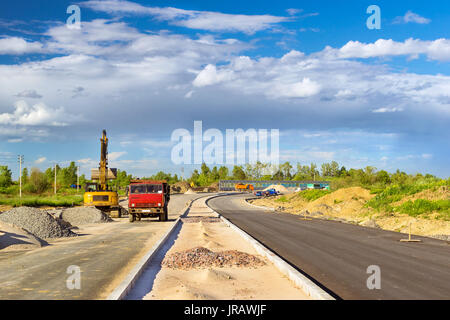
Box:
0;1;449;312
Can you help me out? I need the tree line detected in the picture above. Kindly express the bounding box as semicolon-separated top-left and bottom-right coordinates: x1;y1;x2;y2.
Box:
0;160;442;194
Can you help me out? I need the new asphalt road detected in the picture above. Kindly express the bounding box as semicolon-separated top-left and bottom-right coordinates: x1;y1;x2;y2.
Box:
208;194;450;300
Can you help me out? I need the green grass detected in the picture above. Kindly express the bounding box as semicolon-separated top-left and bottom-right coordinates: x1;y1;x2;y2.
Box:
395;199;450;219
366;180;448;212
297;189;332;201
0;195;83;207
275;195;288;203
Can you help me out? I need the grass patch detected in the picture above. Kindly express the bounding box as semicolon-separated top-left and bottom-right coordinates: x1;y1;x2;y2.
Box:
275;195;288;203
366;181;447;212
395;199;450;219
298;189;332;202
0;195;83;207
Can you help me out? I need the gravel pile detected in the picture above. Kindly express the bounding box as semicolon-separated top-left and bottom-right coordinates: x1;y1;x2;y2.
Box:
61;207;112;226
0;207;76;239
182;216;221;223
162;247;266;269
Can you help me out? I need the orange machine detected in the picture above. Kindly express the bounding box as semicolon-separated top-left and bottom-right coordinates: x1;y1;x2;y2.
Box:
235;183;254;192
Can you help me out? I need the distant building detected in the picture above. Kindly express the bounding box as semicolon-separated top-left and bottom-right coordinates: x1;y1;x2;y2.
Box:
219;180;330;191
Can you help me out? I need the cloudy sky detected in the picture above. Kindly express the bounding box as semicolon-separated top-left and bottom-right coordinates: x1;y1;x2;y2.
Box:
0;0;449;178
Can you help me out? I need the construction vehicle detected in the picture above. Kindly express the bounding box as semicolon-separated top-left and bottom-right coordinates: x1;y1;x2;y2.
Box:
235;183;254;192
127;180;170;222
83;130;121;217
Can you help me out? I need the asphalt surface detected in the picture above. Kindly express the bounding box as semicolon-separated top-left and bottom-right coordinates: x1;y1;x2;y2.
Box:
208;194;450;300
0;193;205;299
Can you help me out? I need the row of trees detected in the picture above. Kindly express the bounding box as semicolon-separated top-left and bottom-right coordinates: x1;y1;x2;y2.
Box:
0;160;441;194
185;161;439;187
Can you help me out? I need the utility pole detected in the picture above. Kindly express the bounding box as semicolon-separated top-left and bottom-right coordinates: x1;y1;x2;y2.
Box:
77;165;80;193
18;155;24;198
54;163;57;195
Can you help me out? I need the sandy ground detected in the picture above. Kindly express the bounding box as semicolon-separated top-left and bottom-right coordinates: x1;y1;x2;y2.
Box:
250;187;450;238
0;194;204;299
0;221;46;252
143;197;310;300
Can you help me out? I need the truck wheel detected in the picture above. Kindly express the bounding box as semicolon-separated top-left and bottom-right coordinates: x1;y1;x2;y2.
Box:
159;207;168;221
118;208;122;218
136;213;141;221
129;214;135;222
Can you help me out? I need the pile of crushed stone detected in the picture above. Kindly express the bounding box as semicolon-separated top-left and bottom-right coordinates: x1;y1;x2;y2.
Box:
162;247;266;269
61;207;112;226
0;207;76;239
181;216;221;223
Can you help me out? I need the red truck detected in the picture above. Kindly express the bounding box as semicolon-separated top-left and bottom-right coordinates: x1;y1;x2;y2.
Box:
127;180;170;222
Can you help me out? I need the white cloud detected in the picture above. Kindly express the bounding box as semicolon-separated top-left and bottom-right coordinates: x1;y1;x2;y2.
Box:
272;78;321;98
193;64;234;87
422;153;433;159
324;38;450;61
108;151;127;161
15;89;42;99
394;11;431;24
82;0;289;34
286;8;302;16
35;157;46;164
0;37;43;55
0;100;74;126
372;107;404;113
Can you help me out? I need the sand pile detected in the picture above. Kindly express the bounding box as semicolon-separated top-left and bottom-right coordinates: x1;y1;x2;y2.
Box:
264;184;288;193
184;188;197;194
162;246;265;269
0;207;76;239
61;207;112;226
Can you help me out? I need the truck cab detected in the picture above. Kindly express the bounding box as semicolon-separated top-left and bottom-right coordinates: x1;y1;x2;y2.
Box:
127;180;170;222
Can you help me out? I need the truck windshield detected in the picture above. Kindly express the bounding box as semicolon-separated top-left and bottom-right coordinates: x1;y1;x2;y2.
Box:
130;184;163;194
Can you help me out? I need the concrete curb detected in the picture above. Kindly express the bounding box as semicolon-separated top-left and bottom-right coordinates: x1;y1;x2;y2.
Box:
106;202;193;300
206;195;334;300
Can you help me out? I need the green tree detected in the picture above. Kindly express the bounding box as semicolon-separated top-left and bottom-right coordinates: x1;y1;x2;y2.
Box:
218;166;229;179
232;165;246;180
22;167;29;184
0;166;12;188
29;167;49;193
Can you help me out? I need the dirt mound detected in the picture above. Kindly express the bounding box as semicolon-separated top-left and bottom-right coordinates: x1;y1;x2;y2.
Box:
171;181;191;194
162;247;266;269
264;184;288;193
208;182;219;192
301;187;374;219
184;188;197;194
61;207;112;226
0;207;76;239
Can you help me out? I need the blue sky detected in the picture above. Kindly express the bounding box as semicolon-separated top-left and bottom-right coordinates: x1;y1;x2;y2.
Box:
0;0;449;179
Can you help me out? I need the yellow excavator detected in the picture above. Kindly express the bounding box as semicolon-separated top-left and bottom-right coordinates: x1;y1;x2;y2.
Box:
83;130;121;217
